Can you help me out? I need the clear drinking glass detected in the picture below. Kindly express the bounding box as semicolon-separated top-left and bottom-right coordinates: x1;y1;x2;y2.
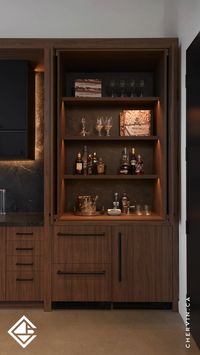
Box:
144;204;151;216
104;116;113;136
138;79;145;97
129;79;136;97
96;117;104;136
109;79;116;97
135;204;143;216
119;79;126;97
80;117;87;136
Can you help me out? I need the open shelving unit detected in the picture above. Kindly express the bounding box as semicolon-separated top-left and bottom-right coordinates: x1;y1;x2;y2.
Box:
55;47;169;222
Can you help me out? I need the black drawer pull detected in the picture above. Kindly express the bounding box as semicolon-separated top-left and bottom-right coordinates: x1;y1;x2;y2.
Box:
118;232;122;282
57;270;106;276
16;278;34;282
16;232;34;236
57;232;105;237
16;247;34;251
16;263;34;266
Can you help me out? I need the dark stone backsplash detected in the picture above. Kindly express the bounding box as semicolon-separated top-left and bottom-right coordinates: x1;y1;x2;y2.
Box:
0;161;43;212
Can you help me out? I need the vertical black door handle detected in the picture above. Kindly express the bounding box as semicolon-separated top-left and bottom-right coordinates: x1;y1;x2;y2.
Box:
118;232;122;282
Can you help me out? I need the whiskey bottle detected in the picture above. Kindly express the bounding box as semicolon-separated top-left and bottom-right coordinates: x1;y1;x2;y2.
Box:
87;154;93;175
135;154;144;175
75;152;83;174
97;157;105;174
82;145;88;175
92;152;98;174
130;147;137;175
119;147;130;175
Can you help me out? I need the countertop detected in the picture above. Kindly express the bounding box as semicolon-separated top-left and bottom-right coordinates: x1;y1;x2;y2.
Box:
0;213;44;226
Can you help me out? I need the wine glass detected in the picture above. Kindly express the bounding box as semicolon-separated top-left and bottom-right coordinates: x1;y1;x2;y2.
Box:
104;116;113;136
129;79;136;97
96;116;104;136
138;79;144;97
119;79;126;97
80;117;87;136
109;79;116;97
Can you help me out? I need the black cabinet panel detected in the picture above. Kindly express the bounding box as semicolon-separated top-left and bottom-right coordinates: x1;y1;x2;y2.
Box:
0;61;28;130
0;132;27;159
0;60;34;159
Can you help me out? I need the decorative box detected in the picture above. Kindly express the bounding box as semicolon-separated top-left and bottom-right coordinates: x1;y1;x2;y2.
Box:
75;79;102;98
120;110;151;136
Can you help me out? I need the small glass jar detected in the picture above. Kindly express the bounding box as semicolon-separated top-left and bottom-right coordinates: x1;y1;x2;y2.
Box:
97;157;105;175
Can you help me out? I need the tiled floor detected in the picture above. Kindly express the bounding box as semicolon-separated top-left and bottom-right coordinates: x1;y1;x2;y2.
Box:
0;308;199;355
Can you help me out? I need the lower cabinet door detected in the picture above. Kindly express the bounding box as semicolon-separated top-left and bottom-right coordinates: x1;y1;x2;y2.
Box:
112;225;173;302
0;272;5;301
52;264;111;302
6;271;43;301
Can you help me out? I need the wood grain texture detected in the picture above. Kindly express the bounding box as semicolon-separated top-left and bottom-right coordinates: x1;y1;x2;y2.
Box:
6;271;43;301
52;263;111;301
53;226;111;264
112;225;173;302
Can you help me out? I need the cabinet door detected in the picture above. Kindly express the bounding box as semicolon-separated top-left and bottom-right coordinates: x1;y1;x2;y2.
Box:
112;225;173;302
0;228;6;300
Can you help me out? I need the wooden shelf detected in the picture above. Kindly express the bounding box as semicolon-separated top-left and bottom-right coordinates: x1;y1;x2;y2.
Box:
64;174;158;180
64;135;159;141
58;212;164;221
62;96;159;105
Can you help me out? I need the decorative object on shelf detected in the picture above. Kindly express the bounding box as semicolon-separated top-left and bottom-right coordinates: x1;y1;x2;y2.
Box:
144;204;151;215
80;117;90;136
107;208;121;216
121;192;130;214
120;110;151;136
119;79;126;97
119;147;130;175
96;117;104;136
136;79;145;97
109;79;116;97
129;79;136;97
135;154;144;175
97;157;106;175
113;192;120;210
104;116;113;136
76;195;98;216
75;79;102;98
75;152;83;175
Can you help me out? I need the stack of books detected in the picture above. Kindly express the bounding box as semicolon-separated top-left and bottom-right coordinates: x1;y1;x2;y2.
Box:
75;79;102;98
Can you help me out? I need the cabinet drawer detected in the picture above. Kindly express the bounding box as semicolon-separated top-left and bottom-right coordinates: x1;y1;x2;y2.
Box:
7;241;41;256
7;255;43;271
7;227;43;241
54;226;111;263
52;263;111;302
6;271;43;301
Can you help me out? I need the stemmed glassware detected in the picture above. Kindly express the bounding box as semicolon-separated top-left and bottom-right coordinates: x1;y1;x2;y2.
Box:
129;79;136;97
138;79;144;97
96;116;104;136
80;117;87;136
104;117;113;136
119;79;126;97
109;79;116;97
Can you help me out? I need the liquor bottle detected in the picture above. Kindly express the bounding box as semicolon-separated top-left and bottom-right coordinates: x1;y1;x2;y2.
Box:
75;152;83;174
121;192;130;214
92;152;98;174
119;147;130;175
82;145;88;175
97;157;105;175
135;154;144;175
113;192;120;210
130;147;137;175
87;154;93;175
